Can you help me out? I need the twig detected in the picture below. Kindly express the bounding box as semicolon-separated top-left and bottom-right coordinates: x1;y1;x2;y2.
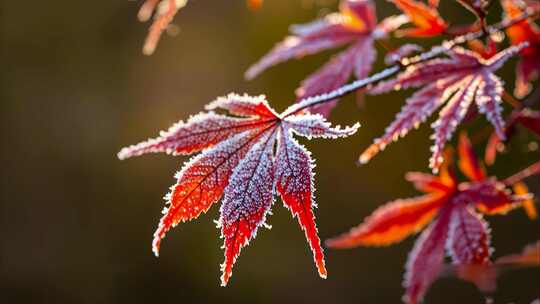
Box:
504;161;540;185
502;90;521;108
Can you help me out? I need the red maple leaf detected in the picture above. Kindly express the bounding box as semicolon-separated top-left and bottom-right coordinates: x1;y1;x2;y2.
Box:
137;0;186;55
118;94;359;285
327;133;538;304
361;43;527;172
389;0;447;37
245;0;407;117
502;0;540;98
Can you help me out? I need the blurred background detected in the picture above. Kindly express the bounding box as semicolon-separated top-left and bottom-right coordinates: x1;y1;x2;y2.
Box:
1;0;539;303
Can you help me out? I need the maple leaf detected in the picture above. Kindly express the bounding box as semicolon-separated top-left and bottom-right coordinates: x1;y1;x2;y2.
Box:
138;0;187;55
118;93;359;286
245;0;407;117
388;0;447;37
485;108;540;165
327;133;538;304
502;0;540;98
361;43;527;172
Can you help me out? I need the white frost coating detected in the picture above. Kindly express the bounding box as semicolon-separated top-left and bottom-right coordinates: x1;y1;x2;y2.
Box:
285;113;360;139
363;43;524;172
296;37;376;117
275;125;326;278
120;89;360;283
152;129;266;256
446;206;491;264
245;36;353;81
289;13;346;36
276;126;314;197
430;75;480;170
403;209;450;303
205;93;279;118
476;73;506;139
363;75;463;162
384;43;423;65
245;0;379;83
118;112;258;160
484;42;528;71
220;129;277;226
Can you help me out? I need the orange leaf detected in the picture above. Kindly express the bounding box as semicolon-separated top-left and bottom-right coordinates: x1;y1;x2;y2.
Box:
458;133;486;182
390;0;447;37
513;182;537;219
326;194;445;248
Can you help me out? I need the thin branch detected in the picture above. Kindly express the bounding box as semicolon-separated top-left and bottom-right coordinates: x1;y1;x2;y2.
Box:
284;7;539;117
504;161;540;185
502;90;521;108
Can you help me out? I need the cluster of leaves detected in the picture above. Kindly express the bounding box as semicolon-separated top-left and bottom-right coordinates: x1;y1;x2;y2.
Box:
123;0;540;302
327;133;539;303
245;0;408;116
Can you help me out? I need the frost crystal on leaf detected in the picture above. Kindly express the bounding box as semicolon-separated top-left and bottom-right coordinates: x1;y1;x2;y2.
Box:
327;133;537;304
118;93;359;285
363;43;527;172
446;205;491;264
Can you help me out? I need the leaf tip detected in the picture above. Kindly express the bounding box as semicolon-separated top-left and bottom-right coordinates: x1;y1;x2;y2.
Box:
143;43;156;56
152;235;162;257
117;148;129;160
358;144;380;165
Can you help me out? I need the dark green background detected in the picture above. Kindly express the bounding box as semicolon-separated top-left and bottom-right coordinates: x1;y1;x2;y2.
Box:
1;0;539;303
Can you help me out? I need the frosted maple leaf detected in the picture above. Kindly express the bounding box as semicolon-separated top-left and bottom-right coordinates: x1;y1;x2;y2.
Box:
502;0;540;98
245;0;408;117
118;93;359;285
389;0;447;37
327;133;538;304
361;43;527;172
